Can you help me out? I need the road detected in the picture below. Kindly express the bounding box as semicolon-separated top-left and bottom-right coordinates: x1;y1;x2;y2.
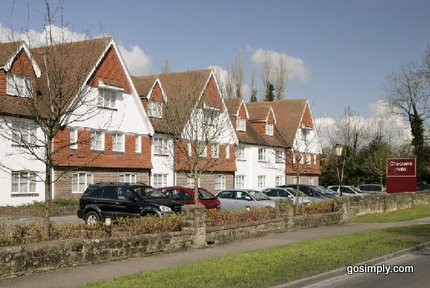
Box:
307;247;430;288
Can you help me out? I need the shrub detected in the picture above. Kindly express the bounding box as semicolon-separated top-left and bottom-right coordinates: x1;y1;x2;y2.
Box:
294;199;340;216
206;207;276;227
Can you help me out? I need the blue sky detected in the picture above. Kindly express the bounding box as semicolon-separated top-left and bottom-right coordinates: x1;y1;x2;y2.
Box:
1;0;429;123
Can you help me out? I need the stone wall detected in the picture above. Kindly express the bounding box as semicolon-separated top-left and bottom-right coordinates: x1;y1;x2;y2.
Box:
2;192;430;278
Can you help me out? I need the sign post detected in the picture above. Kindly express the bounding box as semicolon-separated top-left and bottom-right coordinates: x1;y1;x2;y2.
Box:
386;158;416;193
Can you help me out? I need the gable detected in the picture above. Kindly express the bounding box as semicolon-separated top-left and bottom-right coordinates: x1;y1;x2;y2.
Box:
198;75;223;110
9;49;37;78
87;46;131;93
301;104;313;128
266;110;275;124
150;82;165;103
238;102;247;119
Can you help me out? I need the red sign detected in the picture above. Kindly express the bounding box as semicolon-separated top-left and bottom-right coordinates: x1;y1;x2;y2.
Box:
387;158;416;177
386;158;416;193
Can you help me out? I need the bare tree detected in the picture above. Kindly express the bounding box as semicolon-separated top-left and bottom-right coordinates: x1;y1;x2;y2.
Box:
0;1;109;238
159;75;235;203
275;56;288;100
250;67;258;102
161;59;171;73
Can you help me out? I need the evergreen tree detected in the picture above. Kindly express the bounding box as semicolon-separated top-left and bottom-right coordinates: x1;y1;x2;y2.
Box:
264;82;275;101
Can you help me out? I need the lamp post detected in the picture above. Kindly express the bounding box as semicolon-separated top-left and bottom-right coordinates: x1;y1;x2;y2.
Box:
334;144;344;196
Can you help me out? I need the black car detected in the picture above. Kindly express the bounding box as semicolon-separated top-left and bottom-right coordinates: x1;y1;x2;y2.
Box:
77;183;182;224
277;184;329;200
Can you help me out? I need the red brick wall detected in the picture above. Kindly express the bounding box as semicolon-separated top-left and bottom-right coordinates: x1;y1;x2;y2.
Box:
238;103;247;118
286;152;320;176
87;46;131;93
301;105;313;128
175;172;234;193
53;128;152;169
53;167;150;199
267;110;274;125
198;76;223;110
151;82;164;102
0;49;37;97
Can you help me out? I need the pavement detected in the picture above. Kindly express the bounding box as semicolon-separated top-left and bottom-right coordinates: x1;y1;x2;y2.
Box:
1;216;430;288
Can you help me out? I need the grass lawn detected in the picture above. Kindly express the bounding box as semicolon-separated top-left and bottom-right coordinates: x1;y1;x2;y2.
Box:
79;224;430;288
352;204;430;223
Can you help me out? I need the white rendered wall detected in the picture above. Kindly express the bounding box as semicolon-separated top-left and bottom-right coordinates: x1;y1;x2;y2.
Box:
150;134;175;188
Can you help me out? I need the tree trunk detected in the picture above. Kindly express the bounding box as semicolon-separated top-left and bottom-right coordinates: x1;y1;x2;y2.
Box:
43;137;53;239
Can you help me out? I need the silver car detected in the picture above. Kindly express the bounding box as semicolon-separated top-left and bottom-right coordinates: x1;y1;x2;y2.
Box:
216;189;276;211
261;187;312;204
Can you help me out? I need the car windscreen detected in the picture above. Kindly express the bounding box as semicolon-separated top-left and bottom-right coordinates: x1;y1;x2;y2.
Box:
248;190;271;200
198;188;217;200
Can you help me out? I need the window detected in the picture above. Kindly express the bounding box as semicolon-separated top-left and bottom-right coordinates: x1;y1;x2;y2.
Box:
98;88;117;109
112;133;124;152
187;176;200;188
265;123;273;136
308;177;314;185
257;175;266;189
236;118;246;131
11;122;37;146
135;135;141;154
236;146;245;161
187;142;192;157
91;131;104;151
199;143;207;158
275;175;284;186
215;175;226;190
70;128;78;149
235;175;245;189
212;144;219;159
275;150;285;163
258;148;267;162
148;101;162;118
154;137;168;155
153;174;167;188
313;154;318;166
301;128;310;141
72;173;93;193
119;173;136;184
11;171;37;194
7;73;33;98
305;153;310;165
225;145;230;159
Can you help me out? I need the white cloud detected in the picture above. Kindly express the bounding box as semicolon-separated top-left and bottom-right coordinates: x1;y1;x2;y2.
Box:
0;22;152;75
314;100;411;149
250;48;309;81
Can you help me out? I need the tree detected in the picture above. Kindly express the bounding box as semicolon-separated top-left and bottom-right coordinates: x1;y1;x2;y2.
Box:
250;67;258;102
385;59;430;182
158;73;236;204
264;82;275;101
274;56;288;100
0;1;106;238
360;136;393;186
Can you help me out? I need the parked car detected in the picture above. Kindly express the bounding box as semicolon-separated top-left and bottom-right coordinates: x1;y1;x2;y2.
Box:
77;183;183;224
160;186;221;211
277;184;328;201
359;184;386;193
315;186;340;198
216;189;276;211
261;187;312;204
328;185;364;196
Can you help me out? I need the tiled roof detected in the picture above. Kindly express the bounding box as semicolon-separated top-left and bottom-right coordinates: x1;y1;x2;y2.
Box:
224;98;242;116
133;69;212;134
0;41;24;67
246;103;271;122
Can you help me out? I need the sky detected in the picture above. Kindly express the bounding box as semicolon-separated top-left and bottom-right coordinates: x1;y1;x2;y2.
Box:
1;0;429;146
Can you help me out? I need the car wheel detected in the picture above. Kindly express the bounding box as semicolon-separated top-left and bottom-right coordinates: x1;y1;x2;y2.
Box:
85;211;100;225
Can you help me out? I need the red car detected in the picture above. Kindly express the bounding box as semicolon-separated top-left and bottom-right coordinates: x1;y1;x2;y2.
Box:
160;186;221;210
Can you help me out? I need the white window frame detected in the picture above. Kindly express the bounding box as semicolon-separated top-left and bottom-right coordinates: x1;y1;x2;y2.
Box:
235;175;245;189
11;122;37;146
236;117;246;132
225;145;230;159
98;88;117;109
153;174;168;188
215;175;226;190
258;148;267;162
187;176;200;188
305;153;310;165
7;73;33;98
72;172;93;193
11;171;37;194
212;143;219;159
313;154;318;165
135;135;141;154
148;100;162;118
236;146;245;161
199;143;207;158
275;150;285;163
275;175;284;186
112;133;125;153
257;175;266;189
120;173;136;184
265;123;274;136
91;131;104;151
154;137;169;155
70;128;78;150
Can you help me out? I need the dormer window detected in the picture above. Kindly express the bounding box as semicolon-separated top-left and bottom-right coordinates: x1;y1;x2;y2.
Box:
148;100;162;118
265;123;274;136
98;88;117;109
7;73;33;98
236;118;246;132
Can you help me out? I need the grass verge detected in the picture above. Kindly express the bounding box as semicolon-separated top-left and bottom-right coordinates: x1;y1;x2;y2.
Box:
352;204;430;223
79;224;430;288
